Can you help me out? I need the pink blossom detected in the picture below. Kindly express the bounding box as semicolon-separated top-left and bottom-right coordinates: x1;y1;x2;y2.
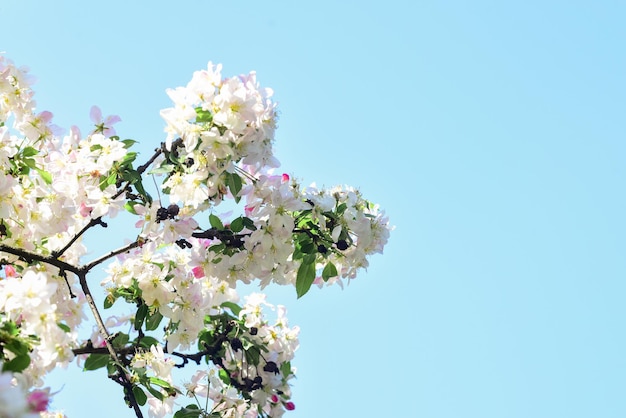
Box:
284;401;295;411
192;265;205;278
4;265;16;278
79;202;93;217
27;390;50;412
90;105;121;136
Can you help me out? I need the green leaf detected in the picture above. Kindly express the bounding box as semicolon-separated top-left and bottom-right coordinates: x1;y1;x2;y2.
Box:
83;354;110;371
148;164;175;175
34;167;52;184
145;310;163;331
244;345;261;365
174;405;202;418
21;146;38;157
106;172;117;186
322;262;338;282
220;301;242;317
298;235;316;255
134;180;152;203
22;157;36;169
280;361;292;377
209;213;224;229
124;201;140;215
242;217;257;231
121;168;141;184
149;376;172;388
111;332;129;348
229;217;244;233
57;322;71;333
104;293;118;309
2;354;30;373
145;384;164;401
208;242;225;253
135;303;148;331
225;172;243;202
133;386;148;406
195;107;213;123
197;329;215;351
296;256;317;298
136;336;159;349
122;139;138;148
218;368;231;384
5;339;29;356
2;321;20;336
106;361;117;376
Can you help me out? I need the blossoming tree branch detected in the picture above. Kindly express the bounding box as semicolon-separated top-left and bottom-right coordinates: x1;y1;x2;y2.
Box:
0;56;391;418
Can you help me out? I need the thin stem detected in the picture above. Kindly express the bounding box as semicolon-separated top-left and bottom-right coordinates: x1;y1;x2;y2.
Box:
52;217;108;259
77;271;144;418
81;240;142;273
234;165;258;183
53;138;174;259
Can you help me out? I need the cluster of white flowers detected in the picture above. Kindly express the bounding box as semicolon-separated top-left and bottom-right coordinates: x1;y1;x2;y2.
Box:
194;172;391;289
159;62;278;210
1;59;127;255
0;55;390;418
0;269;80;383
180;294;298;418
103;241;239;351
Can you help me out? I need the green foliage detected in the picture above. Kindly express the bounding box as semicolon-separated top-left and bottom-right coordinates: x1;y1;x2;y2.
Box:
296;254;317;298
223;171;243;202
322;261;338;281
135;303;149;331
0;320;37;373
209;213;224;229
194;107;213;124
145;309;164;331
83;354;110;371
174;405;202;418
132;386;148;406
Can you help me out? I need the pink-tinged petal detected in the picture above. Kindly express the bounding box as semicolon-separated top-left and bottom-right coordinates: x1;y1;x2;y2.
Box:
104;114;122;125
90;105;102;123
79;202;93;218
284;402;295;411
192;266;205;278
38;110;53;123
27;390;50;412
70;125;82;140
4;265;16;277
282;173;290;182
103;126;117;137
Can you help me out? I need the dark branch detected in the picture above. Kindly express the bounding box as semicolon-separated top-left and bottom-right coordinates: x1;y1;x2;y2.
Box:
52;217;108;259
76;271;144;418
0;244;81;276
191;228;248;249
81;240;143;273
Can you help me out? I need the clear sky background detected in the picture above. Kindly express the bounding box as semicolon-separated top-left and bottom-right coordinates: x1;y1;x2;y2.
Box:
2;1;626;417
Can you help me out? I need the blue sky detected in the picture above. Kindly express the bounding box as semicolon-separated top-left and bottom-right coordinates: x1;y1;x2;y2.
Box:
2;1;626;417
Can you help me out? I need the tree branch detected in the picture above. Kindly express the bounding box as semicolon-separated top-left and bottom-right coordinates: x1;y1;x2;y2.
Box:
0;245;81;276
52;217;108;259
77;271;144;418
81;240;143;273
